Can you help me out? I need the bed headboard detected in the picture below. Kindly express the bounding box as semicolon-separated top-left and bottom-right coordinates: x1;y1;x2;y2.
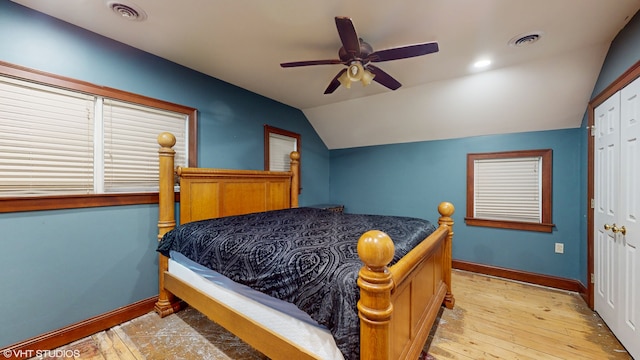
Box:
177;166;298;223
155;132;300;317
157;132;299;235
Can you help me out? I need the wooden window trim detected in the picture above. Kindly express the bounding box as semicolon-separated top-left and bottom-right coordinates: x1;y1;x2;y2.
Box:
0;61;196;212
465;149;554;233
264;125;301;193
0;193;181;213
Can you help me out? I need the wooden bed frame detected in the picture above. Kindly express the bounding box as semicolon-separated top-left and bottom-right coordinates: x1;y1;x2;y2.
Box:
154;132;455;360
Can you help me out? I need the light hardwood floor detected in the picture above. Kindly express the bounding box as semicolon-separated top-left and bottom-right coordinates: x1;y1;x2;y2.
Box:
34;270;631;360
428;271;631;360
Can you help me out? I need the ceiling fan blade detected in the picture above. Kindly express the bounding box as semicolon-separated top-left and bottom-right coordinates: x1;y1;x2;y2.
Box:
281;59;343;68
335;16;361;58
324;69;347;94
367;41;439;62
367;65;401;90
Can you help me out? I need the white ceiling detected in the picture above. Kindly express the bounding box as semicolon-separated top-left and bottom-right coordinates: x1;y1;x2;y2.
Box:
11;0;640;149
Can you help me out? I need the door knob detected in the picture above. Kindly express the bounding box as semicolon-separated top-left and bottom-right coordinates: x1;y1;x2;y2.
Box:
612;225;627;235
604;223;614;231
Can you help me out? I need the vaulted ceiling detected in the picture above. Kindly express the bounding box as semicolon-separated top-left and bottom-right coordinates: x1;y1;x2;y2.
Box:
11;0;640;149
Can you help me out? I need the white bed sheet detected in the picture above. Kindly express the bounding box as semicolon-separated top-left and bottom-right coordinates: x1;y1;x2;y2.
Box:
168;255;345;360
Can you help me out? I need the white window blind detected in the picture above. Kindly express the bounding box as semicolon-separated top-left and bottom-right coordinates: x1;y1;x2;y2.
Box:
103;99;187;192
0;76;95;196
473;156;542;223
268;133;296;171
0;74;189;197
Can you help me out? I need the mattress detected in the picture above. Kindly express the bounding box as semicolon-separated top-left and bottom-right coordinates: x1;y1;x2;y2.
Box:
168;251;345;360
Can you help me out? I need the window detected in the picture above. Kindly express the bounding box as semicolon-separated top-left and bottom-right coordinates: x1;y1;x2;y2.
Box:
465;149;554;232
264;125;301;193
102;99;188;192
0;61;197;212
1;77;96;196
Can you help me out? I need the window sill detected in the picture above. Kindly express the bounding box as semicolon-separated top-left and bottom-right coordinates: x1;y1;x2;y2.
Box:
0;192;180;213
464;217;555;233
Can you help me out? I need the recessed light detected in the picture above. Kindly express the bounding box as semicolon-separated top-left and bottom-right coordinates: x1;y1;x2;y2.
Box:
107;1;147;21
473;59;492;68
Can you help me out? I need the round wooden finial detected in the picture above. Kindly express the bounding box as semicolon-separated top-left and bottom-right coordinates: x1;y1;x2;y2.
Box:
157;132;176;148
357;230;395;268
438;202;455;217
290;151;300;161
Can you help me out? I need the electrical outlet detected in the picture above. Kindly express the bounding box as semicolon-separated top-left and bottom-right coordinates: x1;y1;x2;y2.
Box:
555;243;564;254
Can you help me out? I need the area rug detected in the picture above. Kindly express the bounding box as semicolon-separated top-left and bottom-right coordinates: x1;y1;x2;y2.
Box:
418;350;436;360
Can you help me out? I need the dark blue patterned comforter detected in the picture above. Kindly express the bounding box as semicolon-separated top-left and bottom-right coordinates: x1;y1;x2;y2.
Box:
157;207;436;359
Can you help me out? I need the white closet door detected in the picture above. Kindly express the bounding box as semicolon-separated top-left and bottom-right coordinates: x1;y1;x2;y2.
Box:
617;77;640;357
594;92;621;331
594;76;640;359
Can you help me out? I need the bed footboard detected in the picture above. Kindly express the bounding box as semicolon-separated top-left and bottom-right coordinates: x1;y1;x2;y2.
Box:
357;202;454;360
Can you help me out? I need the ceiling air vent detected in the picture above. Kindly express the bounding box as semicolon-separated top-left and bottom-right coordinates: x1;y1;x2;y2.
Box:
107;1;147;21
508;32;543;47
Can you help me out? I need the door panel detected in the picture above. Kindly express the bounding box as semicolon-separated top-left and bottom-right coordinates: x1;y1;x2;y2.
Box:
621;80;639;249
606;231;618;310
617;76;640;357
594;93;620;328
621;244;638;356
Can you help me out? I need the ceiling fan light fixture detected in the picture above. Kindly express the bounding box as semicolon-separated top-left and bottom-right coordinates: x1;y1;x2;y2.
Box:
347;62;365;82
338;71;352;88
360;69;375;86
339;63;375;89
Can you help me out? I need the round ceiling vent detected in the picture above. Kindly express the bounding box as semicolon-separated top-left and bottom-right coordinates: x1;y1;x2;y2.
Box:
508;32;543;47
107;1;147;21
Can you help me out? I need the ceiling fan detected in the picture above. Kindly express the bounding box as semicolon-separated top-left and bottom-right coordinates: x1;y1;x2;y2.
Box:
280;16;439;94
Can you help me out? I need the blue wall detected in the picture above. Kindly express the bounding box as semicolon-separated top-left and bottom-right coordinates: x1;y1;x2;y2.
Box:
330;129;582;279
0;0;330;347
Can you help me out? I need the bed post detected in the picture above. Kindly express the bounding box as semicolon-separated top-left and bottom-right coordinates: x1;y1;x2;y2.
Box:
438;202;456;309
289;151;300;207
357;230;395;360
154;132;181;317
